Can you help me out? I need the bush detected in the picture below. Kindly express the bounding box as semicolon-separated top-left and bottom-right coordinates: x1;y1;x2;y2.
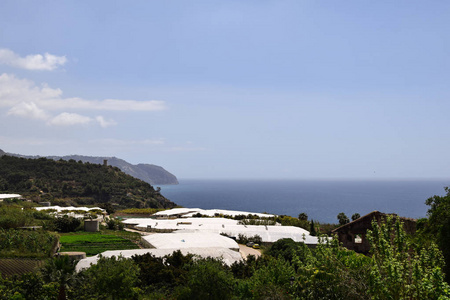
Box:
0;229;58;258
75;255;141;300
236;234;262;244
175;258;235;300
0;206;29;229
54;216;81;233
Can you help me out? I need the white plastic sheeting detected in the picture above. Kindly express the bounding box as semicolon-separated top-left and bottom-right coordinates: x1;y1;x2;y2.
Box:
75;247;243;271
124;217;240;230
143;232;240;251
35;206;105;212
123;217;319;244
0;194;22;199
153;208;275;218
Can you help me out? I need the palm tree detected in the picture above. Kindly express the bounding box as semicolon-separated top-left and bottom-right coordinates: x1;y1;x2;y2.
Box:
41;255;77;300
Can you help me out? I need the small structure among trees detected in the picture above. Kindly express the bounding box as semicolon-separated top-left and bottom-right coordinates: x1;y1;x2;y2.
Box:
331;211;416;254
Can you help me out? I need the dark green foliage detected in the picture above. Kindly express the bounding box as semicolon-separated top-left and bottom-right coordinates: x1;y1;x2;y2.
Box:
247;256;296;299
0;155;176;209
230;254;262;279
106;218;117;230
337;212;350;225
265;238;304;262
41;255;77;300
132;250;194;289
351;213;361;221
54;216;81;233
236;234;262;244
298;212;308;221
74;255;140;300
0;272;59;300
310;219;317;236
175;258;235;300
104;218;124;231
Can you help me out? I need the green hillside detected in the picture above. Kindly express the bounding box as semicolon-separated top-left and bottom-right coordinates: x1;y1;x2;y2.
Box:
0;155;176;209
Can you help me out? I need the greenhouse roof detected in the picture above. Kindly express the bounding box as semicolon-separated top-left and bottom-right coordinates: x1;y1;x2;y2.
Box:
0;194;22;199
35;206;105;212
154;208;275;218
123;216;319;244
75;247;242;271
143;232;240;251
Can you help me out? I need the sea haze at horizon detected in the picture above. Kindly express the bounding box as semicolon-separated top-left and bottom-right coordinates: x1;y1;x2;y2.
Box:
160;179;449;224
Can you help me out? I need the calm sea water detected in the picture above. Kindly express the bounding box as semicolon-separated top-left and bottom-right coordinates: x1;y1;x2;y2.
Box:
159;179;449;224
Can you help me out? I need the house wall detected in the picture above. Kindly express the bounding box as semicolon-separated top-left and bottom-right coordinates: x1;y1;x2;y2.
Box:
334;212;416;254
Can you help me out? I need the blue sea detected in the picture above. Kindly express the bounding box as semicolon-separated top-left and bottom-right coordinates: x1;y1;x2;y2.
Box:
160;179;449;224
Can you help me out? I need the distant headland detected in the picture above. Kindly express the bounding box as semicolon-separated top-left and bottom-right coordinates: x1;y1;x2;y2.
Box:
0;149;178;186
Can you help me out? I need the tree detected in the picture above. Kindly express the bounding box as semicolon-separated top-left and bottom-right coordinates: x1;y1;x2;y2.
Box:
310;220;317;236
298;212;308;221
176;258;235;300
78;255;140;300
337;212;350;226
352;213;361;221
290;237;371;299
54;215;81;232
41;255;77;300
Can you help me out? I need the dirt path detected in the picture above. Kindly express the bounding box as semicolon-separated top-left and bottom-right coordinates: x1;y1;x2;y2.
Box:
239;244;262;259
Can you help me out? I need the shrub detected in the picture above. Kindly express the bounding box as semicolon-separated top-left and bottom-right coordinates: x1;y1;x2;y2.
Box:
54;216;81;233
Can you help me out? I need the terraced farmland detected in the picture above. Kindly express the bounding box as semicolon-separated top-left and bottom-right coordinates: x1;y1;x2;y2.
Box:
0;258;45;277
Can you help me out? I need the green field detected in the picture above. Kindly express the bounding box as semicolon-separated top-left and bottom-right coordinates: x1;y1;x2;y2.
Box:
59;231;140;256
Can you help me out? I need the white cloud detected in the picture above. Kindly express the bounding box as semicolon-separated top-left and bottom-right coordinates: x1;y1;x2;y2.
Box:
7;102;50;120
0;73;167;127
95;138;165;146
47;112;92;126
48;112;92;126
0;73;166;112
95;116;117;128
168;146;207;152
0;48;67;71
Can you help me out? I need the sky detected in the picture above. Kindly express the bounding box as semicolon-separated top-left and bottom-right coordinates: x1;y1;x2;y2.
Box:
0;1;449;180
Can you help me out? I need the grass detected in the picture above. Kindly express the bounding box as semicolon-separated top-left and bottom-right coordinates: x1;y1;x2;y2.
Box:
59;230;140;256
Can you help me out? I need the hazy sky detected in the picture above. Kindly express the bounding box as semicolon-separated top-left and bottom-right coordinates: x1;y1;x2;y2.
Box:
1;1;449;179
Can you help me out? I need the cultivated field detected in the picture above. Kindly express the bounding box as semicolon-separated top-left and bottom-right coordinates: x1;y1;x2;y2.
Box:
59;231;141;256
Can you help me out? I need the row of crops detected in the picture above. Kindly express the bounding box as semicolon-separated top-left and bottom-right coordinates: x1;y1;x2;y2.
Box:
59;232;140;256
0;229;58;258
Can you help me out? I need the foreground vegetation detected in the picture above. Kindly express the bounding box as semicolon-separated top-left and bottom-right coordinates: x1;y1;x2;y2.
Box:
1;216;449;300
1;180;450;299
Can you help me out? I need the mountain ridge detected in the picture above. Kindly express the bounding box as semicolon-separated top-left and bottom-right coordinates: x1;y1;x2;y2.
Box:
0;154;176;209
0;150;178;185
